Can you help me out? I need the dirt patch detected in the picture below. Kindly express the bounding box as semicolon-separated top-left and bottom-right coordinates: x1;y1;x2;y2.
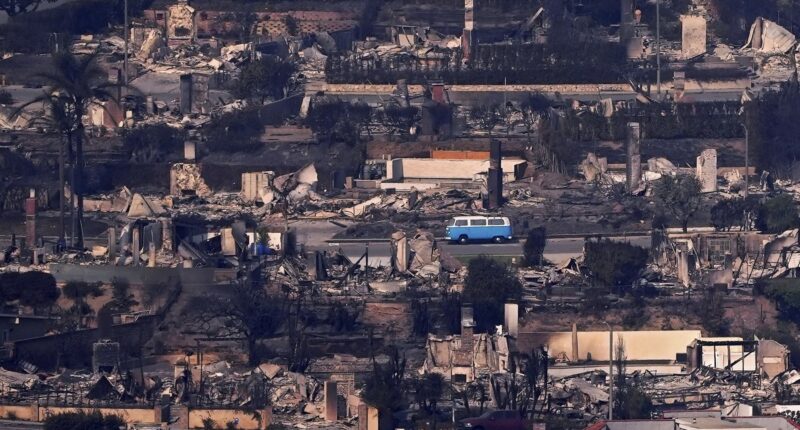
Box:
727;296;780;335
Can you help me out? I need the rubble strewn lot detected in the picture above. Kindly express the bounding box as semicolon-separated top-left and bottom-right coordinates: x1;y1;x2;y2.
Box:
6;0;800;429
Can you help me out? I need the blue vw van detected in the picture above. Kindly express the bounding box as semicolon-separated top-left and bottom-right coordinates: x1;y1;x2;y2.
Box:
445;216;513;244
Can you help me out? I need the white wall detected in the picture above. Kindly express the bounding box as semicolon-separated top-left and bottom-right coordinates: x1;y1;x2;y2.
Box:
388;158;525;181
521;330;702;362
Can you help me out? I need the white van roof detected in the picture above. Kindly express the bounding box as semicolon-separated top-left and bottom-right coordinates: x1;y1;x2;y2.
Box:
452;216;510;222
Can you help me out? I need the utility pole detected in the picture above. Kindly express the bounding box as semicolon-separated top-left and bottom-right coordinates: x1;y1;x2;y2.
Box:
58;134;65;244
604;322;614;420
451;356;455;424
741;90;752;201
656;0;661;96
744;125;749;199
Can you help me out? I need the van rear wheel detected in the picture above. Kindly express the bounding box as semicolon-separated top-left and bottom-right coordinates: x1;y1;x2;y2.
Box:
458;235;469;244
493;236;505;244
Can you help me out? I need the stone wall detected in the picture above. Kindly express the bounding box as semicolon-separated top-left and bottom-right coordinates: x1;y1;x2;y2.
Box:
48;264;231;287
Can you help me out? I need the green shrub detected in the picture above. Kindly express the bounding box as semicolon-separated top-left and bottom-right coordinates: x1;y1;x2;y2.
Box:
584;240;648;294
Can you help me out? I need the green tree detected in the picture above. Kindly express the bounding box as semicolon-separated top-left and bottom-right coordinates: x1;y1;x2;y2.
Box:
411;298;431;337
745;84;800;177
694;288;730;336
756;194;799;233
123;124;185;163
362;347;406;414
470;104;502;137
523;227;547;266
652;174;702;232
583;239;648;295
382;102;420;139
284;14;299;36
231;56;296;103
0;272;23;302
520;92;551;146
63;281;102;307
760;279;800;327
25;51;128;249
710;197;759;231
191;282;288;365
612;340;654;420
412;372;445;416
16;271;60;310
110;278;138;312
306;97;371;145
464;256;523;332
19;92;75;243
520;346;549;419
0;0;56;17
205;108;264;153
0;89;12;105
711;0;790;43
44;410;124;430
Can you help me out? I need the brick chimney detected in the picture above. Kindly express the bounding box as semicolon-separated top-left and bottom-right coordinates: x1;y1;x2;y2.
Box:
461;305;475;352
25;189;36;250
504;303;519;338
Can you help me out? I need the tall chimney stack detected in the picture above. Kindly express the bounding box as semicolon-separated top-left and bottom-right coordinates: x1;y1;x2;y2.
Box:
461;305;475;353
626;122;642;192
25;189;36;250
504;303;519;338
487;140;503;209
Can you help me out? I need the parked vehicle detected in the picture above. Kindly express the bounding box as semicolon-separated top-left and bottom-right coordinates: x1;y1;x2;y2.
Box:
445;216;513;244
459;410;532;430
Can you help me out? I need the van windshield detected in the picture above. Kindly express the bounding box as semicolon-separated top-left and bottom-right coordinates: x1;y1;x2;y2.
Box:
447;219;456;226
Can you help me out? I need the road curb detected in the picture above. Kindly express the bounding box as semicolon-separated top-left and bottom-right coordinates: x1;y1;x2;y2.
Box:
325;231;654;244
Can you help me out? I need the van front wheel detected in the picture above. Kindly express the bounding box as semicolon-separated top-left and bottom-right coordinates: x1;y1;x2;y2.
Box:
458;235;469;244
493;236;505;244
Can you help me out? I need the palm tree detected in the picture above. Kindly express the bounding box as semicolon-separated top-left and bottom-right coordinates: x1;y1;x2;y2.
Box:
25;93;77;245
26;51;127;249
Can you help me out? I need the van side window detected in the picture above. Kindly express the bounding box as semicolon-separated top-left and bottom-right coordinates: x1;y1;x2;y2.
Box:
471;219;487;226
488;218;504;226
455;220;468;226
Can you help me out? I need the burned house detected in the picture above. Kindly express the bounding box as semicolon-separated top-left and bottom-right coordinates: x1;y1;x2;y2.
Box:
144;0;359;44
367;150;526;192
518;327;701;376
422;307;511;383
687;337;789;380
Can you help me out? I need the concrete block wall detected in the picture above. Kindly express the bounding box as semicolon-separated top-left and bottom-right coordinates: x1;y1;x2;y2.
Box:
518;330;702;362
0;404;271;429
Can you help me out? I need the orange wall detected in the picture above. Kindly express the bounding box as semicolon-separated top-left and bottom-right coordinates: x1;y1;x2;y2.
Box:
188;408;271;429
431;150;490;160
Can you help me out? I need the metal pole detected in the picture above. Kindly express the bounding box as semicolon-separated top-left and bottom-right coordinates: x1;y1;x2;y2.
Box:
451;354;455;424
656;0;661;95
606;323;613;421
58;134;65;243
744;125;749;199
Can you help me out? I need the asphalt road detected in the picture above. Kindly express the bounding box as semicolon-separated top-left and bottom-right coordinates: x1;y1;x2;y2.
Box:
325;235;652;266
0;420;43;429
330;88;753;107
